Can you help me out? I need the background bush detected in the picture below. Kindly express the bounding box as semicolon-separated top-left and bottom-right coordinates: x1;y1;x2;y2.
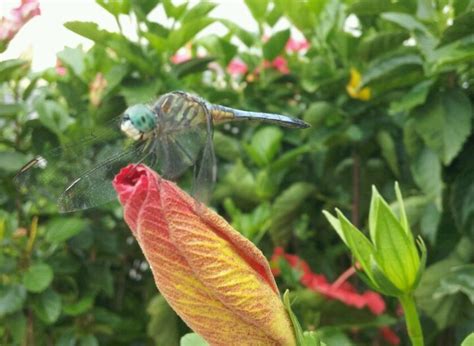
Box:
1;0;473;345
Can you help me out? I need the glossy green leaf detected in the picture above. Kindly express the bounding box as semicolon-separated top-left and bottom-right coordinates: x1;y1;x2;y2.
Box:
0;285;26;317
36;99;75;137
23;263;54;293
376;131;399;177
147;295;180;346
213;131;241;161
410;147;442;198
263;29;290;60
439;11;474;46
389;79;433;114
32;288;62;324
173;57;214;78
270;183;315;245
244;0;268;23
413;90;472;165
434;264;474;304
244;127;283;167
167;18;214;53
45;217;88;243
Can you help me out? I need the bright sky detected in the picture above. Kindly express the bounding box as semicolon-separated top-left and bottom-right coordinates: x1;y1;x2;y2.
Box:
0;0;261;71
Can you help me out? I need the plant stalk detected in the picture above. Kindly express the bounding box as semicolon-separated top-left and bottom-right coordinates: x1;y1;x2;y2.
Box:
400;294;424;346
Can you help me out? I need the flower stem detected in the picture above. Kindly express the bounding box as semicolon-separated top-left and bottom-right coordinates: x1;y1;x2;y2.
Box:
399;294;424;346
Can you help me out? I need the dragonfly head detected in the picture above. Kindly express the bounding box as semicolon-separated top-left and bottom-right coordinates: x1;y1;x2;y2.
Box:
121;104;157;140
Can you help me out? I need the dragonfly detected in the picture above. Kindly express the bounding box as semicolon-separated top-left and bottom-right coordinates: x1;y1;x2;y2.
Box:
15;91;309;213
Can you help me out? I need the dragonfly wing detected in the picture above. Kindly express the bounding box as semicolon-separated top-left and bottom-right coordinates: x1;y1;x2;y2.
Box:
14;116;123;205
192;109;216;204
154;129;207;180
57;141;150;213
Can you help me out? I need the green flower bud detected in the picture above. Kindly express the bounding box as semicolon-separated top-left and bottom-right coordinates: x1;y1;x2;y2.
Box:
323;183;427;296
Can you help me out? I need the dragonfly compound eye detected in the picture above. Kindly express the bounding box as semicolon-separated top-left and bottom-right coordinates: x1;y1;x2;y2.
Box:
123;104;157;135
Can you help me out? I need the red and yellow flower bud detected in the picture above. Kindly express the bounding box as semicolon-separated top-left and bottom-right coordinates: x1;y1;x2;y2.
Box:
113;165;295;345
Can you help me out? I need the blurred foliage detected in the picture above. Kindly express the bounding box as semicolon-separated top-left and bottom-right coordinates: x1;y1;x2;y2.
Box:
1;0;474;345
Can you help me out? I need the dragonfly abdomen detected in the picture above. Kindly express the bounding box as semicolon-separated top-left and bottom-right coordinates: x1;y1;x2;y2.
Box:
209;104;309;129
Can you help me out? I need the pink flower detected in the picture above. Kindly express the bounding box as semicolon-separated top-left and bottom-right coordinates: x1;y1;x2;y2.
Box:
271;56;289;74
55;59;67;76
285;38;309;53
0;0;40;44
170;53;191;64
227;59;248;76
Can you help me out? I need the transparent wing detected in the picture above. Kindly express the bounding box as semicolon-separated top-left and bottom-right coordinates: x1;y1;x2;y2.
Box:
58;141;150;212
192;109;216;204
14;116;131;211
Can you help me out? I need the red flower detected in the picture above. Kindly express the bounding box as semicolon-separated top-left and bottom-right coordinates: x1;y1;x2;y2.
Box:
272;247;386;314
227;58;248;76
285;38;310;53
380;327;401;345
0;0;40;46
170;52;191;64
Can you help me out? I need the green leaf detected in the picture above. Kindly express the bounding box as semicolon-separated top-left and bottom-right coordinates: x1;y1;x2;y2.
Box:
97;0;130;16
429;35;474;72
162;0;188;19
244;127;283;167
181;2;217;23
220;19;255;47
439;11;474;46
120;80;161;105
45;217;88;243
168;18;214;53
57;47;86;78
63;294;95;316
36;99;75;137
79;334;99;346
173;57;214;78
461;333;474;346
451;162;474;237
410;147;442;199
0;285;26;317
263;29;290;60
362;53;423;86
376;131;399;177
0;152;29;173
130;0;160;19
413;90;472;165
147;295;180;346
270;183;315;245
23;263;54;293
180;333;208;346
32;288;61;324
381;12;432;36
389;79;433;114
244;0;269;23
64;21;109;42
0;59;28;83
213;131;241;161
434;264;474;304
358;31;410;61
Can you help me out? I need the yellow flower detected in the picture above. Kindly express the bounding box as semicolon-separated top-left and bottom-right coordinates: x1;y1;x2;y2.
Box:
113;164;296;345
346;68;371;101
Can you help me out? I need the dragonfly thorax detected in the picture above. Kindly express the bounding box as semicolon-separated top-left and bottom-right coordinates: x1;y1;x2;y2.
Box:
121;104;157;141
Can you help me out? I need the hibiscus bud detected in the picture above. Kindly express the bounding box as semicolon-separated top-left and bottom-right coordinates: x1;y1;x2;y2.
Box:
113;164;295;345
